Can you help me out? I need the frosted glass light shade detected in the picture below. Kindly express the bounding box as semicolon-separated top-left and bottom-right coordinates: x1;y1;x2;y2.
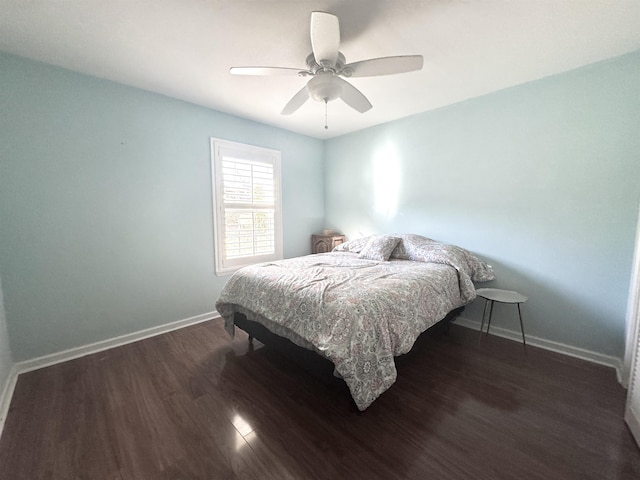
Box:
307;74;342;102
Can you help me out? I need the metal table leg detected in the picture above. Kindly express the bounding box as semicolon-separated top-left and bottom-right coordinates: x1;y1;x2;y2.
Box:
486;300;495;334
517;302;527;351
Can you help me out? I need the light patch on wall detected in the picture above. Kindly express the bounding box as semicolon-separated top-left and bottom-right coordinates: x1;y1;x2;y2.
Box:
372;141;401;220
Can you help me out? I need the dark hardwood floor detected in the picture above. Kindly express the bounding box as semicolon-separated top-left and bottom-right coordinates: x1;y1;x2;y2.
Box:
0;318;638;480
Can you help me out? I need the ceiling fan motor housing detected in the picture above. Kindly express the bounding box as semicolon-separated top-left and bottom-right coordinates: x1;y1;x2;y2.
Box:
304;52;349;76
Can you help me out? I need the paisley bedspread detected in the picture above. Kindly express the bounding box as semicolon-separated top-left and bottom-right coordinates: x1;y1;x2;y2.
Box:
216;246;491;410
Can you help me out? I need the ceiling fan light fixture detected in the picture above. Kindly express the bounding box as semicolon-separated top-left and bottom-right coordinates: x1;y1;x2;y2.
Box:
307;73;342;102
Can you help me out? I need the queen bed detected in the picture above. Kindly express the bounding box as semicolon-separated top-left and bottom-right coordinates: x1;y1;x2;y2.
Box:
215;233;494;410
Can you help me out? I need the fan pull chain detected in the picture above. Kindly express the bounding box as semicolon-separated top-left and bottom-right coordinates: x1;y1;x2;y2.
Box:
324;99;328;130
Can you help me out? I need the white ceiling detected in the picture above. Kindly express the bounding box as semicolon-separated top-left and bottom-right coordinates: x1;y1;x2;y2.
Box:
2;1;640;139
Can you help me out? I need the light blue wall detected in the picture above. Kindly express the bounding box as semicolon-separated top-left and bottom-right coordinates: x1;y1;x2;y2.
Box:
0;275;13;396
2;49;639;363
324;50;640;357
0;53;324;361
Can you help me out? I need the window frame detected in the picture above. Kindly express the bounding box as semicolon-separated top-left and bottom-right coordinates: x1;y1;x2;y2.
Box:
210;138;283;276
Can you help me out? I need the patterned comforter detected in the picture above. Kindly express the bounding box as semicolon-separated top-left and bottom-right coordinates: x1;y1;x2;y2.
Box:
216;235;494;410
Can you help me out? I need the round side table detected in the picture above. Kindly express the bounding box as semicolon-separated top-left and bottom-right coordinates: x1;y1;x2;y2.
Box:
476;287;528;347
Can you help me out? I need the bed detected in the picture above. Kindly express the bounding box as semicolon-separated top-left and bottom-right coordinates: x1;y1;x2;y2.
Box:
215;233;494;410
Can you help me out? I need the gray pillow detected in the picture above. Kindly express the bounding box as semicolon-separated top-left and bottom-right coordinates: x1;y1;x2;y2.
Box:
358;235;401;261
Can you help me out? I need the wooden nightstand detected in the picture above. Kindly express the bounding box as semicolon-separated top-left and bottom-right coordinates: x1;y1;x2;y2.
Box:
312;234;345;254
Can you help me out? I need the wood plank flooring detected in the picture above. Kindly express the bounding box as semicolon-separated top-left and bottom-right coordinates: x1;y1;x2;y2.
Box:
0;318;638;479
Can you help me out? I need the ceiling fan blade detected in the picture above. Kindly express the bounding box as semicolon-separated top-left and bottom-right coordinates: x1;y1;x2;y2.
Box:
310;11;340;68
230;66;306;76
333;77;372;113
343;55;424;77
281;86;310;115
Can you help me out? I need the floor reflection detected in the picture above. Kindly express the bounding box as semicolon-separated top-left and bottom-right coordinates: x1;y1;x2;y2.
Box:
232;413;256;451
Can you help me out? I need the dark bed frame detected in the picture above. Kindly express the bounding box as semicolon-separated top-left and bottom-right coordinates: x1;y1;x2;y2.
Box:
232;306;465;385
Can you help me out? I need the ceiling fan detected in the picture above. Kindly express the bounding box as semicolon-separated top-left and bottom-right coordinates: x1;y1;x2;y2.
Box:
230;11;423;121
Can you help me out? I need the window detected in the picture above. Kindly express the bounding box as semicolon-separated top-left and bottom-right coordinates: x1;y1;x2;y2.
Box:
211;138;283;275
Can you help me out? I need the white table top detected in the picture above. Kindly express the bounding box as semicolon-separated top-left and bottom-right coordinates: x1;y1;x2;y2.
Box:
476;288;528;304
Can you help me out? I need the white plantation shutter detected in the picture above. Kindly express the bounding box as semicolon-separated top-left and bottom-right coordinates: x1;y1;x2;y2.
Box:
211;139;282;275
222;159;275;258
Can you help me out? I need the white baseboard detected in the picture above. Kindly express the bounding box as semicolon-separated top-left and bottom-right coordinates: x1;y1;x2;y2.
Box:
0;364;19;439
16;311;220;375
454;316;623;376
